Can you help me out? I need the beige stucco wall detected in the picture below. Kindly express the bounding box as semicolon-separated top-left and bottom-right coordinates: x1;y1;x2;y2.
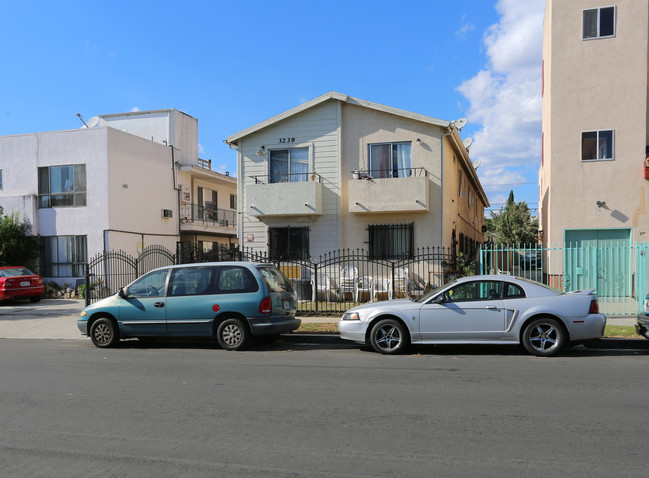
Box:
542;0;649;244
442;134;486;250
340;103;444;250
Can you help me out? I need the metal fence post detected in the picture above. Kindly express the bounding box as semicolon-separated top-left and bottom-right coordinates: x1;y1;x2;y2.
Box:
84;263;90;307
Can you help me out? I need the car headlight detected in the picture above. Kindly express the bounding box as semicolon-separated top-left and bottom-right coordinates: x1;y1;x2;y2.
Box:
342;312;360;321
80;311;86;317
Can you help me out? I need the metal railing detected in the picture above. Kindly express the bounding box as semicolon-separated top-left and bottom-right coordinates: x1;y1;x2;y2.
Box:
250;172;322;184
179;204;236;228
351;167;428;179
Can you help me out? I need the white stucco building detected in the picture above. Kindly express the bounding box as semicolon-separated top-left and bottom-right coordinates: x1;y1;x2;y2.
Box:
226;92;488;261
0;109;237;282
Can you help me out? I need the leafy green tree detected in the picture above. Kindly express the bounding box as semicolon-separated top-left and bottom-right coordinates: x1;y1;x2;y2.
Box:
0;211;41;267
486;191;538;245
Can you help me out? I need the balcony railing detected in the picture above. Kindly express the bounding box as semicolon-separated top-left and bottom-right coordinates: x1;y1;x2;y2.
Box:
351;167;428;179
180;204;236;228
250;172;322;184
198;158;211;170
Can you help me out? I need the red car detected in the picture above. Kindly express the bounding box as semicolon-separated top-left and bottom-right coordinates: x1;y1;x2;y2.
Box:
0;267;45;302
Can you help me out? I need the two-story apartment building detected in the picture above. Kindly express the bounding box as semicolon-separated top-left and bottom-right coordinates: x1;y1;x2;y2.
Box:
540;1;649;295
226;92;488;261
0;109;237;282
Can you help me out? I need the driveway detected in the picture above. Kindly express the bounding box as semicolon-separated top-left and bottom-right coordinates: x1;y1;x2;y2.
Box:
0;299;85;339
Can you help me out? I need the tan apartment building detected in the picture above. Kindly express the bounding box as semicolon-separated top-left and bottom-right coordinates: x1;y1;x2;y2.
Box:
540;1;649;296
225;92;487;262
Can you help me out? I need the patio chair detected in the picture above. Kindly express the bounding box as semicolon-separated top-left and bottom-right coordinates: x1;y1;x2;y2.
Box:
311;273;332;302
356;276;375;302
373;277;392;301
340;265;359;301
394;267;409;298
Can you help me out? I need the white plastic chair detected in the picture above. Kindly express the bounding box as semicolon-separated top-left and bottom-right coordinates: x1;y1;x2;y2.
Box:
373;277;392;301
340;265;359;301
356;276;375;302
394;267;409;298
311;274;332;302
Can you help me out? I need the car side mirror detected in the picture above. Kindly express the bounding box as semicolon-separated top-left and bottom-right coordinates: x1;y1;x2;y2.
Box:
432;294;445;304
118;287;126;299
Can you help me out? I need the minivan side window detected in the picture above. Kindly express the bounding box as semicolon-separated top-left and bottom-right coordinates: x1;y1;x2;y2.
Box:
257;266;294;293
169;267;216;296
216;266;259;293
127;269;169;297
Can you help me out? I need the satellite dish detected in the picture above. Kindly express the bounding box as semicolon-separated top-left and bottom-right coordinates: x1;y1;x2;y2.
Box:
472;159;481;170
463;137;473;151
86;116;100;128
452;118;467;130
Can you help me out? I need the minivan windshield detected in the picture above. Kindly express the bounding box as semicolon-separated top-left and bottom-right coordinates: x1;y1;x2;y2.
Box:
257;266;294;293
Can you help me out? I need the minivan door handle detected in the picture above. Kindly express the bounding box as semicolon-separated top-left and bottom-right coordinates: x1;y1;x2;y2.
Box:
154;302;165;308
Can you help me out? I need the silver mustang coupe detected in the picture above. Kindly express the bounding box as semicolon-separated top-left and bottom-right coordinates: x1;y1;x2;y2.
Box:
338;275;606;356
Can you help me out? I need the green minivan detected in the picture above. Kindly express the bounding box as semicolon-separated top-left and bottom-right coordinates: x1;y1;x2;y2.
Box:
77;262;300;350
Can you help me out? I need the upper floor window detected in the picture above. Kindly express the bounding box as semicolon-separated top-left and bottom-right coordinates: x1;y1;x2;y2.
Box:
230;194;237;209
369;142;412;178
582;130;614;161
0;169;3;190
38;164;86;208
270;147;309;183
583;6;615;39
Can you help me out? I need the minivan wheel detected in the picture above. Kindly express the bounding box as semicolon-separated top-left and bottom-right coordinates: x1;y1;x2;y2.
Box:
90;318;120;348
217;318;248;351
369;319;409;354
522;317;565;356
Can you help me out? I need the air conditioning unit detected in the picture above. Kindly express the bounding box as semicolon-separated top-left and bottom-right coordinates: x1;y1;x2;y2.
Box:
161;209;173;218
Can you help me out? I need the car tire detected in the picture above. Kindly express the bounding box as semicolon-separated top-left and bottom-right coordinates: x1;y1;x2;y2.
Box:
217;318;248;351
90;317;120;348
29;295;42;303
522;317;565;356
369;318;409;355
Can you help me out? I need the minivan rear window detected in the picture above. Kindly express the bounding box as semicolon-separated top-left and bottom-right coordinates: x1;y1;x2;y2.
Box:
216;266;259;293
257;266;294;293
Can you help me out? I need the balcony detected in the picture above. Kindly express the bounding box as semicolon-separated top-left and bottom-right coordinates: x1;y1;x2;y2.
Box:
179;204;237;235
348;167;429;214
247;173;323;217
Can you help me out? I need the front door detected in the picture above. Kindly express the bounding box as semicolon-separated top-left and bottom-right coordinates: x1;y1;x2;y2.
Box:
419;280;506;340
118;269;169;336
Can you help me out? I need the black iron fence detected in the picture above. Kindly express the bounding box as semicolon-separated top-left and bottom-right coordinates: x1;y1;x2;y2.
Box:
83;244;457;315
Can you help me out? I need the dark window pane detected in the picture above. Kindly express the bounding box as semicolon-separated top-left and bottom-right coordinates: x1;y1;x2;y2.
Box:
270;150;289;183
599;7;615;37
269;227;309;260
599;130;613;159
582;131;598;160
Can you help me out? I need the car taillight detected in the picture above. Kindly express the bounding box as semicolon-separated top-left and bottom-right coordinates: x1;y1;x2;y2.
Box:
589;300;599;314
0;278;4;289
259;296;272;314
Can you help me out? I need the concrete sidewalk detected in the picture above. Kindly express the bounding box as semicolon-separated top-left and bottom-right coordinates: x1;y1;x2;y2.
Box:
0;298;637;340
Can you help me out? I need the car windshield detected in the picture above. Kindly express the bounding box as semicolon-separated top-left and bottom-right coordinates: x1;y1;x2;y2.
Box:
0;267;34;278
414;279;458;303
257;265;293;293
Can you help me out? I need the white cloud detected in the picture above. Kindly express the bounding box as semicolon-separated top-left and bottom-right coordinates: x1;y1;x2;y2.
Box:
457;0;545;202
456;14;476;38
198;143;205;155
130;106;140;112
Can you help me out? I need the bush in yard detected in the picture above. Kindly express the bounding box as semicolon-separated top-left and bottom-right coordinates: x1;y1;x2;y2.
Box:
0;211;40;268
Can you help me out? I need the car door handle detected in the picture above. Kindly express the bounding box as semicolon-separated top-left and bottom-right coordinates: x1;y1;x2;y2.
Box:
485;305;497;309
154;302;165;308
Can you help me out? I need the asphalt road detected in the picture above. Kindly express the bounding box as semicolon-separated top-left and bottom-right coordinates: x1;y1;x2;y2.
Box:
1;337;648;477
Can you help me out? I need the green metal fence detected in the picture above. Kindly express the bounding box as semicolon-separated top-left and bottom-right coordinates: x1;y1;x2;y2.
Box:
479;242;648;316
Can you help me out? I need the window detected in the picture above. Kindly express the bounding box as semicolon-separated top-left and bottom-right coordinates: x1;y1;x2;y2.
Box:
198;187;217;219
230;194;237;209
368;142;412;178
41;235;87;277
583;6;615;39
458;170;463;197
127;269;169;297
368;223;413;259
504;283;526;299
444;280;503;302
269;226;309;260
169;267;215;296
582;130;614;161
0;169;3;190
38;164;86;208
216;266;259;293
270;147;309;183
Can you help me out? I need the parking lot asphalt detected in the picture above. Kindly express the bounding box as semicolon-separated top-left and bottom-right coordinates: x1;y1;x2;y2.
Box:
0;298;638;340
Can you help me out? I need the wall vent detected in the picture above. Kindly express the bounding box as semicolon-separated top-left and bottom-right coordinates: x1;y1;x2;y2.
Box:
162;209;173;218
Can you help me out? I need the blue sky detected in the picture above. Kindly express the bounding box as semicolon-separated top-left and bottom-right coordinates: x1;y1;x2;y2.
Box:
1;0;545;214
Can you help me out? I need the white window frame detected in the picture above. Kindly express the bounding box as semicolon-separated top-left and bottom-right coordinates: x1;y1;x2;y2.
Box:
581;129;615;162
582;6;616;40
267;145;312;183
368;142;412;178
